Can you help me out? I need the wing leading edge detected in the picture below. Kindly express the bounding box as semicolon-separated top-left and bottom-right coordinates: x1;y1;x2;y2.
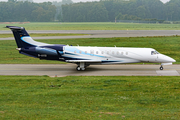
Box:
66;60;101;63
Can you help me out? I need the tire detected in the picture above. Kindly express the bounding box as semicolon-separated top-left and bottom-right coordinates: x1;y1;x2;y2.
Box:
76;67;81;71
81;68;85;71
160;66;163;70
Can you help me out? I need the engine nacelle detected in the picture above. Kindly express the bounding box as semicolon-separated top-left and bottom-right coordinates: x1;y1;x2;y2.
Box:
35;47;58;56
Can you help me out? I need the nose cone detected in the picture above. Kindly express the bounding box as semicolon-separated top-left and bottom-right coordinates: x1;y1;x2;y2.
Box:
166;57;176;63
158;54;176;63
171;58;176;63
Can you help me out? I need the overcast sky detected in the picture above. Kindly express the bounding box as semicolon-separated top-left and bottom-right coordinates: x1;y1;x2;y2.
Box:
0;0;171;3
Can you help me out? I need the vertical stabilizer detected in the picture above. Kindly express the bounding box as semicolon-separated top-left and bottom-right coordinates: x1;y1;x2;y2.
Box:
6;26;49;48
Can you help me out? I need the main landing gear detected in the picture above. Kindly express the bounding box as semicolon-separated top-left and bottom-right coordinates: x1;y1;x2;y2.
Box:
76;66;86;71
76;62;87;71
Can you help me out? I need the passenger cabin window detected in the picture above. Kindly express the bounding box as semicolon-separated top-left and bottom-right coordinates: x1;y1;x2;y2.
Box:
79;51;82;54
126;52;128;55
96;51;98;54
121;52;123;55
112;51;114;55
151;51;159;55
101;51;104;54
117;51;119;55
85;51;87;54
74;51;76;53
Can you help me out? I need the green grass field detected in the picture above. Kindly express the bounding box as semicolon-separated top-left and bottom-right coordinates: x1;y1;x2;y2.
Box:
0;76;179;120
0;36;179;64
1;22;180;30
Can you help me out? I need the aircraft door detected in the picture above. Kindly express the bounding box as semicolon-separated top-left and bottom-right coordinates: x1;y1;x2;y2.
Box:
151;51;159;62
155;54;159;61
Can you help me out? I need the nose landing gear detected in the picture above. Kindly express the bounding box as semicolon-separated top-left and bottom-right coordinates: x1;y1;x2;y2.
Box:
160;66;163;70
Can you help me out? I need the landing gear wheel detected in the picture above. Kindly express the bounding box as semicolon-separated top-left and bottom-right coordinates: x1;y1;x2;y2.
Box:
81;68;86;71
160;66;163;70
76;67;81;71
76;66;86;71
76;62;86;71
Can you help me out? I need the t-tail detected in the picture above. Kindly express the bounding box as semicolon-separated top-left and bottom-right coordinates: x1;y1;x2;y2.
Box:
6;26;49;48
6;26;65;61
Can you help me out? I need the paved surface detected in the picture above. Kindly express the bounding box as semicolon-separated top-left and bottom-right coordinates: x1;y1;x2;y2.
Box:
0;64;179;77
1;30;180;40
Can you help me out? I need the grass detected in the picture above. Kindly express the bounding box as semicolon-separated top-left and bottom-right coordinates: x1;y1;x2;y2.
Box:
0;76;179;119
1;22;180;30
0;33;87;38
0;36;179;64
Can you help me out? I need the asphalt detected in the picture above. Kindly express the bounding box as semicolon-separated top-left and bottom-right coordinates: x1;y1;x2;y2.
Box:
1;30;180;40
0;64;179;77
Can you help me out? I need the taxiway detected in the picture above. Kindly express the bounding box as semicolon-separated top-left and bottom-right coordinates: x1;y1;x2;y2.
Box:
1;30;180;40
0;64;179;77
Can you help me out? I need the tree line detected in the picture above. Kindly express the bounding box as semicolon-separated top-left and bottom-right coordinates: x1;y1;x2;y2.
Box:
61;0;180;22
0;1;56;22
0;0;180;22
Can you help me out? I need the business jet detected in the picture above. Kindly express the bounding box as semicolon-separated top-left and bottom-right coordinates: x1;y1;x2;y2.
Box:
6;26;176;71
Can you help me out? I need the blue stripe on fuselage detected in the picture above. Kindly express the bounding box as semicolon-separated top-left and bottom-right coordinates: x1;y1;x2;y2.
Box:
65;46;105;58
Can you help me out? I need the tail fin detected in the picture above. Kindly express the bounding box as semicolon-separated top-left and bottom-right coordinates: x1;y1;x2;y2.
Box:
6;26;48;48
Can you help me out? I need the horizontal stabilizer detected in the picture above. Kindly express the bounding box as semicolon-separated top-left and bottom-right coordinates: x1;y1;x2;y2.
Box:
66;60;102;63
6;26;24;30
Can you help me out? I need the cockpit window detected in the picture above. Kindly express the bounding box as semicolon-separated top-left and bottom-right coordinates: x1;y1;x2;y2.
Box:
151;51;159;55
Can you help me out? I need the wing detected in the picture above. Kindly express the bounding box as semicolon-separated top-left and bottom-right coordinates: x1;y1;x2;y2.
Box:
66;60;101;63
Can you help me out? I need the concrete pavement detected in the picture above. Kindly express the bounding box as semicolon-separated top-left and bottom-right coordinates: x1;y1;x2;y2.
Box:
0;64;179;77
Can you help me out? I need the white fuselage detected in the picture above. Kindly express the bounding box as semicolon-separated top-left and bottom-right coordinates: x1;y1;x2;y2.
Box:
63;46;176;65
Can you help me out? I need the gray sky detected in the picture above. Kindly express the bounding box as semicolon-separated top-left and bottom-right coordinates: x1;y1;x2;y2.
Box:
0;0;171;3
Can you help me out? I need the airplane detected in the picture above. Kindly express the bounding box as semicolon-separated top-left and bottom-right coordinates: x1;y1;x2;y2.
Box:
6;26;176;71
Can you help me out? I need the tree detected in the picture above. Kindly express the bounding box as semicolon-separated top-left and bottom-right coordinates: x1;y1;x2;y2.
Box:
62;0;73;5
165;0;180;21
8;0;17;2
136;6;146;18
0;1;56;22
62;2;108;22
